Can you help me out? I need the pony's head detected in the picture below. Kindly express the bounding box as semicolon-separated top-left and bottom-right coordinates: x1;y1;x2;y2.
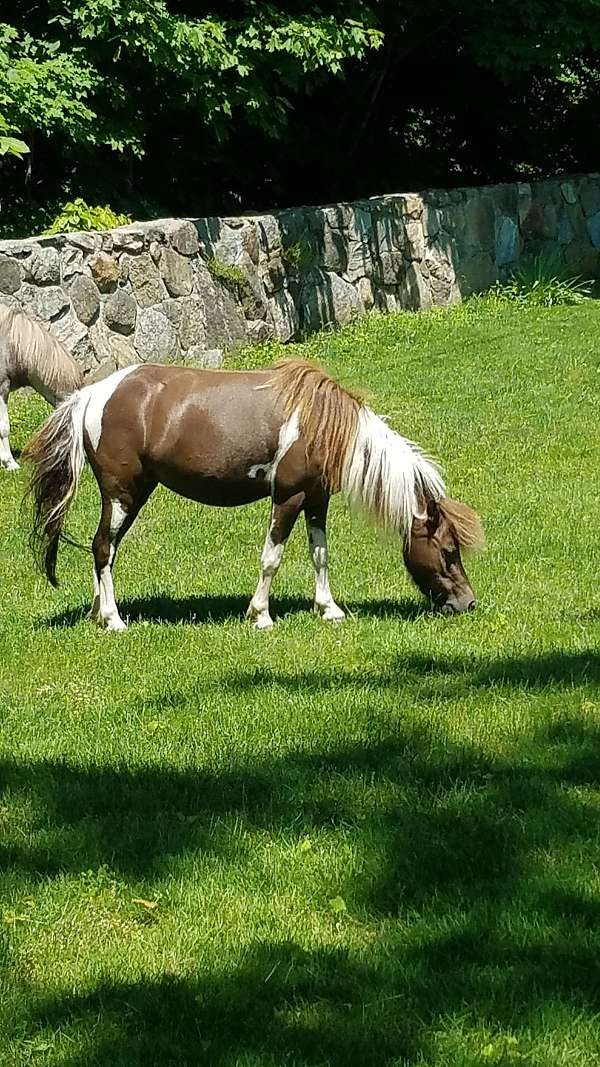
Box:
403;497;483;614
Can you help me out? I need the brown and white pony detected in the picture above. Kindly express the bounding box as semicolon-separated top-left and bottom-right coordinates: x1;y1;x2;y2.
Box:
24;359;483;630
0;304;83;470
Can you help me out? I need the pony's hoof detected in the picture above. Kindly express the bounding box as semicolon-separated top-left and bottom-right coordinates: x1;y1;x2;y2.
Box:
104;617;128;632
316;604;346;622
2;460;20;472
253;614;274;631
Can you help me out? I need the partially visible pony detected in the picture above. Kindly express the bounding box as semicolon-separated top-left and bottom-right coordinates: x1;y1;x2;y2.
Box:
0;303;83;470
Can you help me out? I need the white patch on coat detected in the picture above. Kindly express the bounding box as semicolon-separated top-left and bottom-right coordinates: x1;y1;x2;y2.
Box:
248;408;300;487
84;365;140;451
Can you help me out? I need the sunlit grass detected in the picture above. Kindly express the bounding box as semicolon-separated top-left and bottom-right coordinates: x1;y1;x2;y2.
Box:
1;301;600;1065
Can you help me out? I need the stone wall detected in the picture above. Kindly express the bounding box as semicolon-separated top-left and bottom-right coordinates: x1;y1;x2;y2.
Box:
1;174;599;377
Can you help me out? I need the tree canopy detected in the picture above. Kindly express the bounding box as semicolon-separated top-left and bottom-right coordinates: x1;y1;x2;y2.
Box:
1;1;599;235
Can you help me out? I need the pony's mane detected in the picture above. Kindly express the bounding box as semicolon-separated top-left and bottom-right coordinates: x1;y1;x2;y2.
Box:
0;304;82;398
267;358;363;493
267;357;447;539
439;498;485;551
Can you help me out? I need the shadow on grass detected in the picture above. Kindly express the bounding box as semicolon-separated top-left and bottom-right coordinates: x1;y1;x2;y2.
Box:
26;922;600;1067
4;716;600;1062
39;593;426;629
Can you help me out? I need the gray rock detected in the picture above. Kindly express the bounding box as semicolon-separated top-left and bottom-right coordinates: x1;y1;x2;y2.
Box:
319;227;347;273
257;215;281;254
204;348;224;368
558;211;574;245
19;283;69;321
397;263;432;310
73;334;99;374
346;205;375;281
560;182;578;206
126;253;165;307
356;276;374;311
159;247;193;297
87;358;118;383
48;307;87;350
404;220;425;262
245;319;274;343
112;229;144;253
134;306;177;361
171;221;200;256
104;288;137;334
62;247;86;282
269;287;299;342
0;256;21;294
69;274;100;325
456;251;497;296
68;232;98;252
90;252;119;292
374;249;405;286
581;181;600;219
564;242;599;276
464;195;495;248
422;205;441;238
25;247;60;285
588;211;600;249
212;225;245;266
160;298;183;326
424;241;457;304
109;334;138;368
495;215;519;267
88;321;113;364
195;265;248;346
185;344;224;368
179;297;207;349
242;226;259;265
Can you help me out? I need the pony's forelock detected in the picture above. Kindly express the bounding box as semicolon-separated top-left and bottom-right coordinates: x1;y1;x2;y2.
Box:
440;497;484;551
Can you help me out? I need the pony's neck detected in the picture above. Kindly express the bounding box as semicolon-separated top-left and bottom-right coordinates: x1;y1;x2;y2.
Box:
341;407;445;535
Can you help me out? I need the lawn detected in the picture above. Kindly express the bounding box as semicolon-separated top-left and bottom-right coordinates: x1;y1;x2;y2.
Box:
1;298;600;1067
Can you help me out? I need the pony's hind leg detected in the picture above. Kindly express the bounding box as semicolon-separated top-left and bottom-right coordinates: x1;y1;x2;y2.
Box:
91;483;154;631
305;497;345;622
0;386;19;471
247;493;304;630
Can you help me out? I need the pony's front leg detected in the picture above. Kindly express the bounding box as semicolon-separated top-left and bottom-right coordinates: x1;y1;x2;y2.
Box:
0;389;19;471
305;497;345;622
247;494;304;630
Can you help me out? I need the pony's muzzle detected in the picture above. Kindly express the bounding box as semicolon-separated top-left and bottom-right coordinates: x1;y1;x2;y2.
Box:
440;597;476;615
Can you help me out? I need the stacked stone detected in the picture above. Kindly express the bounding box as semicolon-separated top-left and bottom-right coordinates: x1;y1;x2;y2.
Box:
1;174;599;378
0;220;238;375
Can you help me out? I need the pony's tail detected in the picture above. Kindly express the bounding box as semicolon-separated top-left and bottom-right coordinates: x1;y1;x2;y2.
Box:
22;392;88;587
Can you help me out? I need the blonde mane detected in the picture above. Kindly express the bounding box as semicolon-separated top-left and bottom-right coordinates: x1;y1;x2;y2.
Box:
267;358;363;493
0;304;82;399
267;358;448;539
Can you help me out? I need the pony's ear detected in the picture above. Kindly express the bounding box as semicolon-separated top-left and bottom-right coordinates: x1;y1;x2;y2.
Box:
426;497;441;536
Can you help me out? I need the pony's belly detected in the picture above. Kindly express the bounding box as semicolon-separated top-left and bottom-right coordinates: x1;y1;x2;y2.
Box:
154;464;272;507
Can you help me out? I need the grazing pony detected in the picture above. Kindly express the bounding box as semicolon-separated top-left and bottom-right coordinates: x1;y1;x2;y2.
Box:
0;303;83;471
24;359;483;630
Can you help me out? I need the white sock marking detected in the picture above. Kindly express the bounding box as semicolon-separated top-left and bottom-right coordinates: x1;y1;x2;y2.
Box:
96;500;128;631
308;523;345;621
247;521;285;629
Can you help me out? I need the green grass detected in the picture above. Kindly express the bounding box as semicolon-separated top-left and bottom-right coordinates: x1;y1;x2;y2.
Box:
1;300;600;1066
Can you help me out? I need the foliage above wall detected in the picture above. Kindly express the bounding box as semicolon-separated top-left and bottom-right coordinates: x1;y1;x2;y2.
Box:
1;1;600;236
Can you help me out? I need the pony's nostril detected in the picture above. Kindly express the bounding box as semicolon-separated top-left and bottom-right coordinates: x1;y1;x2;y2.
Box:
467;599;476;611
